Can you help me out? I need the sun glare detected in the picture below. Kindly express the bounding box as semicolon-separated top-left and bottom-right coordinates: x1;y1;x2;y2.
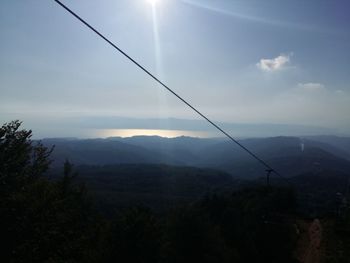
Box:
98;129;211;138
147;0;158;6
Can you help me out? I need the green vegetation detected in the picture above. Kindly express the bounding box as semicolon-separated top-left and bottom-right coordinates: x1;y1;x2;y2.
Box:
0;121;101;262
56;164;239;213
1;121;349;262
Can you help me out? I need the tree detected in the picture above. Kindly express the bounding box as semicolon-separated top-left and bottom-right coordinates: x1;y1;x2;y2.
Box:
0;121;100;263
0;120;53;193
107;206;161;263
162;206;233;263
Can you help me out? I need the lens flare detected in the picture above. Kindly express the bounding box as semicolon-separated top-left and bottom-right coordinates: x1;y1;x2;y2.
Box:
147;0;158;6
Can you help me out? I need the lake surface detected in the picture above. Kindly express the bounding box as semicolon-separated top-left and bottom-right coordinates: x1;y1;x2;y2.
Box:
96;129;212;138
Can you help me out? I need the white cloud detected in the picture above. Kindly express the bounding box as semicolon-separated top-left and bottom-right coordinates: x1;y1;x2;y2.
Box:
297;82;325;91
256;54;290;72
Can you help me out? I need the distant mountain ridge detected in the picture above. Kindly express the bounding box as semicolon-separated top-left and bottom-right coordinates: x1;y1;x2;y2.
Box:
76;117;338;137
42;135;350;179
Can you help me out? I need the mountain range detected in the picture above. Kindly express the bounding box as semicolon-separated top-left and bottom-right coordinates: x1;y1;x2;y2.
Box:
42;135;350;179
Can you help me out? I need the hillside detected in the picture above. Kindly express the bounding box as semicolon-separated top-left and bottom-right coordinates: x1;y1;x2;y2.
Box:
3;121;350;263
43;136;350;179
49;164;240;212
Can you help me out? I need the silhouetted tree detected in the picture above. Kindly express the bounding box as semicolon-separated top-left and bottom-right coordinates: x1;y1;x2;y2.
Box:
107;206;161;263
0;121;100;263
162;206;233;263
0;121;301;263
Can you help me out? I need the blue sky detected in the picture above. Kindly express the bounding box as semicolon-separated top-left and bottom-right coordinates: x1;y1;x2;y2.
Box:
1;0;349;137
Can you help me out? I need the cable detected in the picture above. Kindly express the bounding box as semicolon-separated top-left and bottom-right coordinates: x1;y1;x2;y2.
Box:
52;0;287;181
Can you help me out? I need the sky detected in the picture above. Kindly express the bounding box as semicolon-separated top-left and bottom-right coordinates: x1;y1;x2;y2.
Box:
0;0;350;138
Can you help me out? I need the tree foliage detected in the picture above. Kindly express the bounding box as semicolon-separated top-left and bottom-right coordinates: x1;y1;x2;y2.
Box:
0;121;99;262
1;121;301;263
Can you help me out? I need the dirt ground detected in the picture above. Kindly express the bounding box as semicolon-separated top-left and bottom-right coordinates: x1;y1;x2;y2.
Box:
295;219;323;263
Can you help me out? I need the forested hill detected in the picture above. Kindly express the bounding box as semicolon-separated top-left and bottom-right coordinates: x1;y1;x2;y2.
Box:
42;135;350;178
49;164;240;213
3;121;350;263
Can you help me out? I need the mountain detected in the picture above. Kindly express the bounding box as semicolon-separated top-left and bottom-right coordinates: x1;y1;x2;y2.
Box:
303;136;350;159
42;136;223;169
42;136;350;179
43;138;170;166
290;170;350;216
49;164;239;212
75;116;337;137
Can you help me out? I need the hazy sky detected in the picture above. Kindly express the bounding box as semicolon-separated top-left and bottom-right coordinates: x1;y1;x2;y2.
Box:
1;0;350;137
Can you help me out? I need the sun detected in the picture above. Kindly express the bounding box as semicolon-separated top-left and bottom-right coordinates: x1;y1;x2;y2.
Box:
147;0;158;6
